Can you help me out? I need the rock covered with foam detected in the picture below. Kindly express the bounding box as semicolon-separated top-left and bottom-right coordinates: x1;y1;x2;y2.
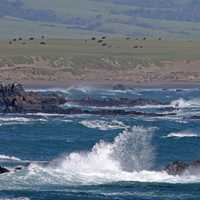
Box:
165;160;200;175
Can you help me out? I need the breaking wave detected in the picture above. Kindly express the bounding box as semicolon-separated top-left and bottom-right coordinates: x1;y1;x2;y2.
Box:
1;127;200;188
26;126;156;185
80;120;128;131
21;127;200;185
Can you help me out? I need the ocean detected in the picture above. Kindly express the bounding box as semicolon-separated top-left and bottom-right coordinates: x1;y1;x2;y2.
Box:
0;86;200;200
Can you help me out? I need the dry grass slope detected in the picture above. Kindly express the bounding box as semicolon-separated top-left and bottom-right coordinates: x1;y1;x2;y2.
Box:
1;37;200;86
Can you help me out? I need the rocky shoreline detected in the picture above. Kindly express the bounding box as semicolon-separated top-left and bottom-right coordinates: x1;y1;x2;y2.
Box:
0;82;177;117
0;83;66;113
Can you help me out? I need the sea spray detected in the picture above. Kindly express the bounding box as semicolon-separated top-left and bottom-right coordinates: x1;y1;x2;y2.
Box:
111;126;155;172
24;127;200;185
43;126;155;182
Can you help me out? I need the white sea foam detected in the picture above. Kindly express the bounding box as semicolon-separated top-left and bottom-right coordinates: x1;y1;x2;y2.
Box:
26;113;66;117
0;116;47;126
164;131;199;138
135;104;170;109
27;87;70;94
0;117;31;122
171;98;200;108
0;154;21;161
80;120;128;131
136;98;200;110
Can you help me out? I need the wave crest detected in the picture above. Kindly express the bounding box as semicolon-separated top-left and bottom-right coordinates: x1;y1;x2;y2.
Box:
27;126;156;184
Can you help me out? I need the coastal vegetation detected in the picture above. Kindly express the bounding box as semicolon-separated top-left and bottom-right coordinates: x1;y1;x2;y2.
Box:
1;37;200;84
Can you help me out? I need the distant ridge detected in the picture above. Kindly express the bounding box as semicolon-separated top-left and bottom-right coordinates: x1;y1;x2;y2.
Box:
1;0;200;39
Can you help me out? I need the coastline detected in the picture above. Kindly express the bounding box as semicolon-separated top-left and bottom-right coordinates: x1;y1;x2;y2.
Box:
21;80;200;89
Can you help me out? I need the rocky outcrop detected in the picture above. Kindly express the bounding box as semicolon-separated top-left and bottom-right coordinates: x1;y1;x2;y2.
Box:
0;83;66;113
113;84;126;90
0;83;176;117
0;166;10;174
0;166;24;175
165;160;200;175
66;97;166;107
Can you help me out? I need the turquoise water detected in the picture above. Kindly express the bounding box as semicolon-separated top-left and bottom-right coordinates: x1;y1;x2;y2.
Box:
1;87;200;199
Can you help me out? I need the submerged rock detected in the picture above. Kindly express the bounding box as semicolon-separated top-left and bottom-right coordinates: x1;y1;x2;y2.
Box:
113;84;126;90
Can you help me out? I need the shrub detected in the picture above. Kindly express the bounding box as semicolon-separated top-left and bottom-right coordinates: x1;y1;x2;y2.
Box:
40;41;46;45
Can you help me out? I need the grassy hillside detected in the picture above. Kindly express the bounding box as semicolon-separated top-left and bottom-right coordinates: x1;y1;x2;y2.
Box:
1;37;200;69
1;38;200;84
1;0;200;39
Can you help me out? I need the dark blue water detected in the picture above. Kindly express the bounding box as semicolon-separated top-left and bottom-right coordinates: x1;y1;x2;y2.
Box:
1;87;200;200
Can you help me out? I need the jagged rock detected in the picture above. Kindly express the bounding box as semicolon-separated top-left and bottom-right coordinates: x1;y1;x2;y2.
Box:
165;160;200;175
0;83;67;113
0;83;176;117
113;84;126;90
0;165;26;175
0;166;10;174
